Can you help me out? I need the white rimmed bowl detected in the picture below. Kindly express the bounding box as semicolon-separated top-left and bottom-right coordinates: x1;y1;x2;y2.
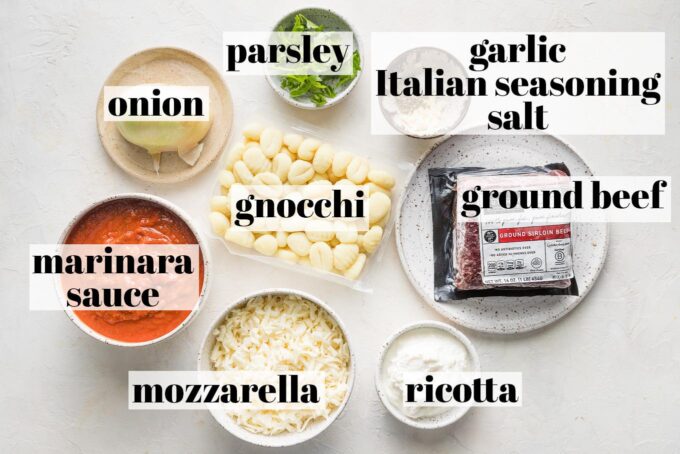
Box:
59;193;210;347
265;7;362;110
375;320;480;429
378;46;470;138
197;288;355;447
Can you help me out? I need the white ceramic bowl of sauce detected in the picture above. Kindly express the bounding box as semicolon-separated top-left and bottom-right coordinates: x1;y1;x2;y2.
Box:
59;193;210;347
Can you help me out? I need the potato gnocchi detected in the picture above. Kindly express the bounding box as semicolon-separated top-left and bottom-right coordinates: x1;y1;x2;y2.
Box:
209;124;396;281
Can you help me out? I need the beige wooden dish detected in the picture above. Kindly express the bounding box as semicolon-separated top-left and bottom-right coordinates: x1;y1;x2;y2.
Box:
96;47;233;183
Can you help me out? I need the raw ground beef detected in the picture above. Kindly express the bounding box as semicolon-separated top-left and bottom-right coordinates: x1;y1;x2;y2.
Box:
453;169;572;291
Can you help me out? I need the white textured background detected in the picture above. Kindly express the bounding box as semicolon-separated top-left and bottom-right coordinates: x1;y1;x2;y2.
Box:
1;0;679;452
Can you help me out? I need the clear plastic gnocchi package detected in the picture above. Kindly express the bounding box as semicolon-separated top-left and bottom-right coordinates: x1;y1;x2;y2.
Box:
207;116;413;291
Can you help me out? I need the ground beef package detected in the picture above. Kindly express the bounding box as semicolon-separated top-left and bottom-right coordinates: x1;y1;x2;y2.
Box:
429;163;579;302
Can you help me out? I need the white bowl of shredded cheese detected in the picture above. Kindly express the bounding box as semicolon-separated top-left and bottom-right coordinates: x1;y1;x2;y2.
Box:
198;288;354;447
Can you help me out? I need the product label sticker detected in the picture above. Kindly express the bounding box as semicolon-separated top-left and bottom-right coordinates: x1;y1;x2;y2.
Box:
479;222;573;284
457;172;576;285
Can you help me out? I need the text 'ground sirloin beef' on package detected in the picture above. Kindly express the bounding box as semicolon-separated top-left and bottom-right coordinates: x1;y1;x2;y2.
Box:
429;164;579;301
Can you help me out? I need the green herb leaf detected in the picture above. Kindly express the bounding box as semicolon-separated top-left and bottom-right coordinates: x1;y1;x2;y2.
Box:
291;14;324;32
334;50;361;88
303;16;324;32
291;14;305;32
280;74;337;106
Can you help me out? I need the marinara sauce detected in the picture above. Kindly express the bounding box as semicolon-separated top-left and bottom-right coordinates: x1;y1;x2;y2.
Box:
65;198;203;343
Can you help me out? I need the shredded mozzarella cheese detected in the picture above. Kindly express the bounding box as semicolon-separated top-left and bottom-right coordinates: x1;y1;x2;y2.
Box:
210;294;350;435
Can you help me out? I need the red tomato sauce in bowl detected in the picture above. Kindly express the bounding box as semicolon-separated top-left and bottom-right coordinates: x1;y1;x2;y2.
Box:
65;197;205;343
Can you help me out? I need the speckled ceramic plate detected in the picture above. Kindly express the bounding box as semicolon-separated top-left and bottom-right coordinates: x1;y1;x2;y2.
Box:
96;47;233;183
396;128;609;334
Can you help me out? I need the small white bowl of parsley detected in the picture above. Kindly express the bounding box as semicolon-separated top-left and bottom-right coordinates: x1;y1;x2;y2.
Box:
267;8;362;109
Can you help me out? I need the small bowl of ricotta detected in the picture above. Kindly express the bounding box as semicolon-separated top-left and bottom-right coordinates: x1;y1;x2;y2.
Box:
375;321;480;429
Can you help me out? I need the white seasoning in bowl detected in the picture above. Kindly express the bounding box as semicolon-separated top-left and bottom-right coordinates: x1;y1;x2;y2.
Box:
379;47;470;138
